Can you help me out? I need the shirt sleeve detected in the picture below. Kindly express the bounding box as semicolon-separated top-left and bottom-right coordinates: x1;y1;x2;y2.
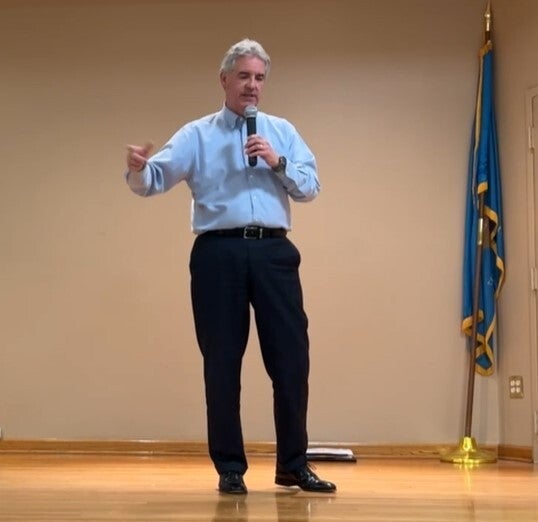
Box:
125;125;194;197
274;122;320;203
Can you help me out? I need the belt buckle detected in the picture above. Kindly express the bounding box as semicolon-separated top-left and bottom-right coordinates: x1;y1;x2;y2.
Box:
243;226;262;239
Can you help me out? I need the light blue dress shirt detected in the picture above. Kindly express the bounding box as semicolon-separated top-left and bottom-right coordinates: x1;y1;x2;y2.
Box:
126;105;320;234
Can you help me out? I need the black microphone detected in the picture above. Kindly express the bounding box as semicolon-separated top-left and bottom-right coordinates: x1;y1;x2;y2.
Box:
244;105;258;167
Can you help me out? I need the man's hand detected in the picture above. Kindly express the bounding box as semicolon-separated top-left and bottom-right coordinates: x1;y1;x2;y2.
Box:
244;135;279;169
126;141;154;172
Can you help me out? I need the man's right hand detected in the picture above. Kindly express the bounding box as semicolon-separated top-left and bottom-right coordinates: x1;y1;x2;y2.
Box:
126;141;154;172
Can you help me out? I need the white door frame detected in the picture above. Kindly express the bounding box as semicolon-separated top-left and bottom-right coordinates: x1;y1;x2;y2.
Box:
525;86;538;463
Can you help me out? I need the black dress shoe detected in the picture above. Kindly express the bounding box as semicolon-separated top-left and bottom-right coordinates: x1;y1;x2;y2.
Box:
275;465;336;492
218;471;247;494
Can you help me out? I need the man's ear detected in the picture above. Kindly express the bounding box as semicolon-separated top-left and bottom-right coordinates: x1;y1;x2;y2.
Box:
219;71;227;89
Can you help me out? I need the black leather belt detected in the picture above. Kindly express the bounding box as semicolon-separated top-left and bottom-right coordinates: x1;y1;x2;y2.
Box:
205;226;287;239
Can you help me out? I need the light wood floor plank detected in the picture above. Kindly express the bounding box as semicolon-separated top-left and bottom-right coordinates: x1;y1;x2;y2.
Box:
0;454;537;521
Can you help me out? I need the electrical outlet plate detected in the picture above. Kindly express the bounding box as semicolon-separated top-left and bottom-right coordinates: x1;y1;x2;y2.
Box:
509;375;524;398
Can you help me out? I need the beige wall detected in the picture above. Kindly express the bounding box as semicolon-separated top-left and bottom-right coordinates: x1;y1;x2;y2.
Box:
494;0;538;450
0;0;535;450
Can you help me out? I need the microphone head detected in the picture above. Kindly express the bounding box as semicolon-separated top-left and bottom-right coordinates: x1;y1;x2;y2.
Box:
244;105;257;119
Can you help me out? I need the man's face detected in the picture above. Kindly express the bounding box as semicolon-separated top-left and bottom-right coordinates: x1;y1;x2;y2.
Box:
220;55;266;116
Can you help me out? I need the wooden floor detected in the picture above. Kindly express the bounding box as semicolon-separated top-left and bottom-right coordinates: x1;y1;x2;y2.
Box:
0;454;537;521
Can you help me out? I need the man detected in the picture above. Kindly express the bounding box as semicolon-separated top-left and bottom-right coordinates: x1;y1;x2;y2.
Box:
125;39;336;495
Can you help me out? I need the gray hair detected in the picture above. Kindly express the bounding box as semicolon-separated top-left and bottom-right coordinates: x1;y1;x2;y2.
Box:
220;39;271;76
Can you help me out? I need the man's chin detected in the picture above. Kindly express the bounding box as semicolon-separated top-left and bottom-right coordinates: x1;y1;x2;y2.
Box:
241;98;258;107
227;100;258;116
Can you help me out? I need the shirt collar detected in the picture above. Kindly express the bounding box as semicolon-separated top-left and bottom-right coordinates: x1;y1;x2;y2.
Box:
221;104;243;129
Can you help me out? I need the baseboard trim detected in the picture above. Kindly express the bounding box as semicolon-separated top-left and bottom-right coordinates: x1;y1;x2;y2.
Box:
497;444;533;462
0;439;441;458
0;439;532;462
0;439;210;456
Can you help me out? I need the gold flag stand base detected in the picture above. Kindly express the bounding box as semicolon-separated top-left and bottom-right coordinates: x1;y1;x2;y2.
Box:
439;436;497;464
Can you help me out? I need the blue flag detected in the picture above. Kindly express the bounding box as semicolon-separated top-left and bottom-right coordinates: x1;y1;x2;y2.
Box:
462;40;505;376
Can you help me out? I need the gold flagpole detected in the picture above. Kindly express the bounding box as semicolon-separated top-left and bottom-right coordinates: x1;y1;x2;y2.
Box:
440;1;497;465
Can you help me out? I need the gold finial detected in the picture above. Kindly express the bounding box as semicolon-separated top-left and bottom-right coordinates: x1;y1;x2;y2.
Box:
484;1;492;42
